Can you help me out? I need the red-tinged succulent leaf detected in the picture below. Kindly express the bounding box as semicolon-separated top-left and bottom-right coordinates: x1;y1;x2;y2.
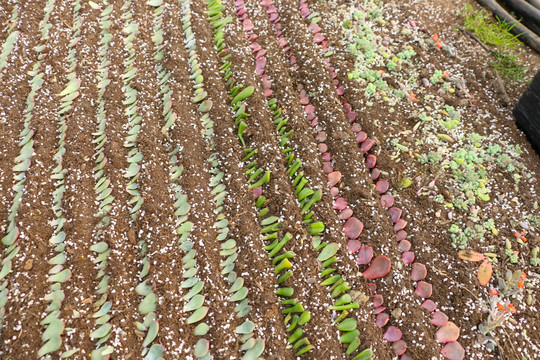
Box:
269;13;278;22
402;251;415;265
380;194;394;208
441;341;465;360
304;104;315;115
252;187;263;198
318;143;328;153
436;322;460;343
366;154;377;169
355;131;367;143
248;33;258;42
367;283;377;294
415;281;432;299
313;33;325;43
322;163;333;174
322;152;332;162
289;56;296;65
362;255;391;279
398;240;411;253
336;86;344;96
375;312;389;328
255;60;266;75
357;245;374;265
373;306;386;314
347;240;361;254
394;219;407;232
370;168;380;180
347;111;357;122
388;207;402;223
478;260;493;286
373;294;383;308
343;217;363;239
431;311;449;327
338;208;353;220
458;249;485;262
411;263;427;281
396;230;407;242
351;123;362;132
255;49;266;59
401;354;413;360
327;171;341;187
383;326;402;342
309;23;321;34
375;180;390;194
243;20;254;31
361;138;375;152
278;37;287;48
250;42;261;52
261;79;271;89
392;340;407;356
330;187;340;197
333;197;347;211
264;89;272;97
421;299;437;312
316;132;327;142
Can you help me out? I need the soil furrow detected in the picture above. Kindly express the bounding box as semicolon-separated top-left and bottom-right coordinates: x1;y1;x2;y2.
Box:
130;1;199;356
0;0;74;356
189;0;388;357
0;2;16;44
56;1;105;356
252;0;444;357
84;0;145;355
0;0;47;244
308;1;540;358
164;0;295;357
220;0;397;357
172;0;299;356
124;0;238;356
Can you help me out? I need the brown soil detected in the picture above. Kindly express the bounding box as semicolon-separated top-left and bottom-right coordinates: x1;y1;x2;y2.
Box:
0;0;538;359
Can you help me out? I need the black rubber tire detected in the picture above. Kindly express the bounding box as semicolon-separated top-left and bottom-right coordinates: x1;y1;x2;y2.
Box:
513;70;540;153
476;0;540;53
499;0;540;36
526;0;540;11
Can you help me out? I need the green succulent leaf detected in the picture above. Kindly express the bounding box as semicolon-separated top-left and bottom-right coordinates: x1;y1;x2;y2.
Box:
231;86;254;106
235;320;255;334
230;287;248;302
307;222;325;235
90;323;112;339
317;243;339;261
186;306;209;324
61;348;80;358
193;338;210;358
353;348;373;360
193;322;210;336
42;319;63;341
90;242;109;253
184;294;204;312
38;336;62;356
142;318;159;347
242;339;264;360
337;318;357;332
145;344;164;360
139;293;157;315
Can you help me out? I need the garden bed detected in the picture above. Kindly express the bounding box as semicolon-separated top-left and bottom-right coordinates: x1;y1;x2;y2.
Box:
0;0;538;359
